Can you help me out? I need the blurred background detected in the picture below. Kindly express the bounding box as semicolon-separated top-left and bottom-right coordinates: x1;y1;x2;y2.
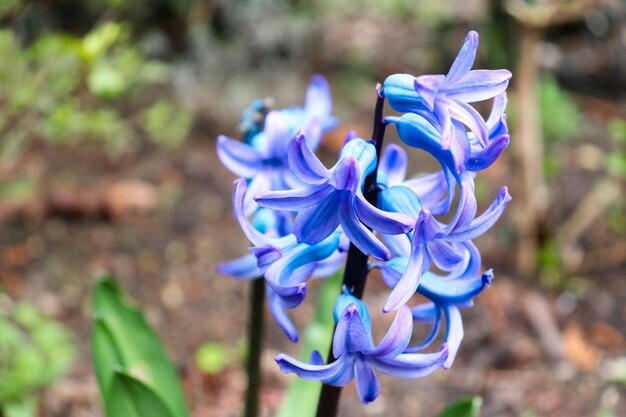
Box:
0;0;624;416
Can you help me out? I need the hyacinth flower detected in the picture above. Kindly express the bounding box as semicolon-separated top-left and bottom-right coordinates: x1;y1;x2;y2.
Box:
217;75;337;213
219;178;348;341
376;182;511;312
275;295;449;403
383;31;511;150
255;134;414;261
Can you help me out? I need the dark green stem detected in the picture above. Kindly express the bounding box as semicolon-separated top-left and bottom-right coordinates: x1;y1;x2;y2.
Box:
244;277;265;417
315;88;387;417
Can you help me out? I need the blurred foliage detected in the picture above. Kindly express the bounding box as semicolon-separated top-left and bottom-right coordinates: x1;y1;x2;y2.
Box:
92;274;189;417
539;75;582;144
0;21;192;160
195;342;231;375
435;396;483;417
0;293;74;417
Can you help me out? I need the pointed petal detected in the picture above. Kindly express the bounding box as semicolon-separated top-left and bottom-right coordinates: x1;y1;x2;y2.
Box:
305;74;333;119
340;197;391;261
243;173;271;215
448;187;511;241
446;31;479;84
354;192;414;235
383;242;424;312
275;353;349;383
217;135;262;178
486;92;508;131
216;253;261;279
288;132;330;184
379;144;408;186
466;134;509;171
446;98;489;147
373;344;448;378
368;306;413;359
354;359;380;404
265;110;293;159
255;183;334;211
333;303;375;358
310;350;325;365
267;288;299;342
419;269;493;306
443;305;463;368
444;69;512;103
427;240;465;271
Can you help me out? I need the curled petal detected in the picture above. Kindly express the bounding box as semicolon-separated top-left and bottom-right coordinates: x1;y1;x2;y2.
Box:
446;98;489;147
340;197;391;261
467;133;510;171
275;352;350;384
418;270;493;305
373;344;448;379
355;359;380;404
383;242;424;313
268;288;299;342
405;306;442;353
266;280;306;309
354;192;414;235
442;305;463;368
217;253;261;279
217;135;262;178
288;132;330;184
367;305;413;359
447;187;511;241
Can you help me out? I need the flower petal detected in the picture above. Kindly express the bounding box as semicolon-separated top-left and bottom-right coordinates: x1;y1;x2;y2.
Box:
255;183;334;211
340;196;391;261
367;305;413;359
372;344;448;378
443;305;463;368
267;287;299;342
414;74;445;111
288;132;330;184
447;186;511;241
354;359;380;404
305;74;333;120
293;190;342;245
379;144;408;186
354;192;414;235
445;69;512;103
217;135;262;178
333;303;375;358
216;253;261;279
383;240;424;312
275;352;349;383
445;31;479;84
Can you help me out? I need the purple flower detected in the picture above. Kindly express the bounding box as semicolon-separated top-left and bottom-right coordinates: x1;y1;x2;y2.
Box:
375;180;511;312
275;295;448;403
255;135;414;261
383;31;511;150
218;179;347;342
217;75;337;213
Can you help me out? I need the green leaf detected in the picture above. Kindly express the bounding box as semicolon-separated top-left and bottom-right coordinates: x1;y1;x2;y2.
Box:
2;395;37;417
195;342;230;375
436;396;483;417
107;371;175;417
92;274;189;417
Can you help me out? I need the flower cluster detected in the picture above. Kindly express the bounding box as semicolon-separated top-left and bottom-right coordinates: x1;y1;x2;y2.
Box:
217;31;511;404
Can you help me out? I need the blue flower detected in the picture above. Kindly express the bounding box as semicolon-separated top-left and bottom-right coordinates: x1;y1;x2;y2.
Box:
383;31;511;150
255;135;414;261
275;295;448;403
375;180;510;312
218;179;347;342
217;75;337;213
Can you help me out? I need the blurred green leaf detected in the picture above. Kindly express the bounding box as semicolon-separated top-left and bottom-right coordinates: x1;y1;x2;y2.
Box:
107;371;176;417
92;275;189;417
435;396;483;417
2;395;37;417
195;342;230;375
139;101;192;149
539;75;583;144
